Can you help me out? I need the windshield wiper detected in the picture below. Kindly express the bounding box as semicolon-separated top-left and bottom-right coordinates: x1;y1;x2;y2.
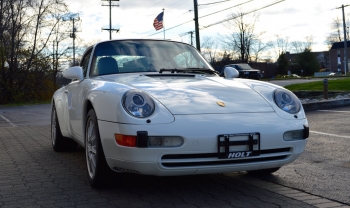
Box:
183;68;219;75
159;68;218;75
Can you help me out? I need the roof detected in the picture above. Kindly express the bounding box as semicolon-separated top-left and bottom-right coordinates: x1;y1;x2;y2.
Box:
330;41;350;50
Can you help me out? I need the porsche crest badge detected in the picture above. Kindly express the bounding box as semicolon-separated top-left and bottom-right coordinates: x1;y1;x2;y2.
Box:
216;101;225;107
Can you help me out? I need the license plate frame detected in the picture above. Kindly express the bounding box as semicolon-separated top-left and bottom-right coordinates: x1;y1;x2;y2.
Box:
217;132;260;159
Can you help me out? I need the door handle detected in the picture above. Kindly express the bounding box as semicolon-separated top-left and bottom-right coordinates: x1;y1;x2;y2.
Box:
64;90;68;93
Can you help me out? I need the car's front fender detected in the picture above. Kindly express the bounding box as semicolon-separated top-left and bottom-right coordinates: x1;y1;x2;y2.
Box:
85;82;175;125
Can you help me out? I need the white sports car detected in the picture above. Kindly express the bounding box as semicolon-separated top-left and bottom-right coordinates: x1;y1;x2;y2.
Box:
51;39;309;188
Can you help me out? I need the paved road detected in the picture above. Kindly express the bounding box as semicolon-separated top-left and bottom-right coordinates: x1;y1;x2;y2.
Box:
0;104;51;127
0;104;349;207
259;106;350;205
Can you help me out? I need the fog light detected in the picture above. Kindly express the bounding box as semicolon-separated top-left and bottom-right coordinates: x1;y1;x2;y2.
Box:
283;130;304;141
115;134;137;147
148;136;183;147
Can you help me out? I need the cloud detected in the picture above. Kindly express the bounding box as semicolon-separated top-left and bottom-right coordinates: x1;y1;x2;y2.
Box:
263;7;300;15
63;0;340;52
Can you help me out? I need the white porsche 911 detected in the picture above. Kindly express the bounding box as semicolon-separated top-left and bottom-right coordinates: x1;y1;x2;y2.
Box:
51;39;309;188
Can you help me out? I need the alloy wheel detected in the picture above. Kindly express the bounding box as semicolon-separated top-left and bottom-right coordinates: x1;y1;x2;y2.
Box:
86;118;97;179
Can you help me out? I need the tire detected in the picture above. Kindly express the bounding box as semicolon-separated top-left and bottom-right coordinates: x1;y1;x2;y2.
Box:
51;104;78;152
85;109;116;188
248;167;280;175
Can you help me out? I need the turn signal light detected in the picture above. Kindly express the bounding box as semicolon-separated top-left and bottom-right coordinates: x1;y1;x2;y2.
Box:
115;134;136;147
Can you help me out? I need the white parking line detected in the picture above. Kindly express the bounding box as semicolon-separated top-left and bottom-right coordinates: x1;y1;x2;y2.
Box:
0;115;18;127
310;130;350;139
317;110;350;113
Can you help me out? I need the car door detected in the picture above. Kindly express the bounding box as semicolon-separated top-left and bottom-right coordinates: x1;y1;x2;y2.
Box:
64;49;92;141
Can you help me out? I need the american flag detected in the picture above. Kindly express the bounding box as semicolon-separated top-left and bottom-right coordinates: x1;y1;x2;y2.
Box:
153;12;164;31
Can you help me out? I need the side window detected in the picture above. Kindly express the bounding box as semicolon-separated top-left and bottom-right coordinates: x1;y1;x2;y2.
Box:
81;50;92;77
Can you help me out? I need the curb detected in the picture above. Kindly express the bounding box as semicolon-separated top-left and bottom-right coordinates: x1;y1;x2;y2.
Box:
302;98;350;112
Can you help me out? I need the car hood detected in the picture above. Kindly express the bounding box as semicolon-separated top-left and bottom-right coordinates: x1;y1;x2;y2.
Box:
105;74;274;115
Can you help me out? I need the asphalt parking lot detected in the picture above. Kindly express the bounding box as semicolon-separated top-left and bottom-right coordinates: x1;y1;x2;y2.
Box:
0;104;349;207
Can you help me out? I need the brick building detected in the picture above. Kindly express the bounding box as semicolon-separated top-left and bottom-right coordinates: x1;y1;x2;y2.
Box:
329;41;350;73
285;51;329;70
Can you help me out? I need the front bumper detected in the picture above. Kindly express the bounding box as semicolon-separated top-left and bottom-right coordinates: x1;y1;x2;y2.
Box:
98;112;308;176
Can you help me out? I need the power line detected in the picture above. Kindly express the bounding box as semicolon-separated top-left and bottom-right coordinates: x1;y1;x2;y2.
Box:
199;0;253;19
144;0;166;11
167;0;190;11
198;0;234;6
203;0;285;29
137;0;189;18
167;0;285;41
144;0;284;39
143;0;253;38
334;4;350;10
143;19;193;38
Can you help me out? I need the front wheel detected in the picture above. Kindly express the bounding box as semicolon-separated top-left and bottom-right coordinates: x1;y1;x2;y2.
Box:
85;109;116;188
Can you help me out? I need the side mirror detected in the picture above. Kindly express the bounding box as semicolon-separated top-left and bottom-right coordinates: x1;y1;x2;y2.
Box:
224;67;239;78
62;66;84;82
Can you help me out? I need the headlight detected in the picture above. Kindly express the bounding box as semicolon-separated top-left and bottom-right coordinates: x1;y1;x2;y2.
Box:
122;89;155;118
273;89;301;114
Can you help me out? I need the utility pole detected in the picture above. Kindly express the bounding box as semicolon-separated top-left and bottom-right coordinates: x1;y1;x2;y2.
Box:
179;31;194;46
102;0;120;40
71;17;78;65
193;0;200;51
336;4;350;74
63;13;80;66
52;40;59;71
52;41;55;70
190;31;194;46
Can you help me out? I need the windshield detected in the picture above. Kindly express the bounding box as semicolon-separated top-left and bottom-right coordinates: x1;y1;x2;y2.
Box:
236;64;252;70
89;40;214;76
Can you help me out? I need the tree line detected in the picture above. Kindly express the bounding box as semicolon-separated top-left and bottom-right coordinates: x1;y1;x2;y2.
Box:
199;11;348;76
0;0;79;105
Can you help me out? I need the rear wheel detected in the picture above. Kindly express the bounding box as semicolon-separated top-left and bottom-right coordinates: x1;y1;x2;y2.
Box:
51;105;77;152
85;109;116;188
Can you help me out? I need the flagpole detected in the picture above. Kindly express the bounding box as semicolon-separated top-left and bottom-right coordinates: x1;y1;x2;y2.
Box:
162;8;165;39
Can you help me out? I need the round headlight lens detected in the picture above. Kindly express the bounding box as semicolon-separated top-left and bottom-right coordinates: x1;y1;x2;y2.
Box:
122;90;155;118
273;89;301;114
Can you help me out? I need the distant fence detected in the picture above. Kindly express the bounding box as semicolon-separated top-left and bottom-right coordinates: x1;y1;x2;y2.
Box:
314;72;334;77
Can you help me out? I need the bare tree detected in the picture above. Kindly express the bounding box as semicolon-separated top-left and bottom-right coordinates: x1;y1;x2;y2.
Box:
49;12;84;84
290;35;314;53
325;16;349;48
201;36;219;64
25;0;69;71
221;10;265;63
0;0;71;104
250;39;271;62
2;0;29;103
271;35;289;58
290;41;304;54
305;35;314;50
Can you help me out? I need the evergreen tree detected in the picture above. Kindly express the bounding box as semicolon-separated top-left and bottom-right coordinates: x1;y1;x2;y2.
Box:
297;48;319;76
276;52;289;75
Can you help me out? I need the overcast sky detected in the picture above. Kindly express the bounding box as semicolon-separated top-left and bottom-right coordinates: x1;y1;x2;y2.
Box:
66;0;349;56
